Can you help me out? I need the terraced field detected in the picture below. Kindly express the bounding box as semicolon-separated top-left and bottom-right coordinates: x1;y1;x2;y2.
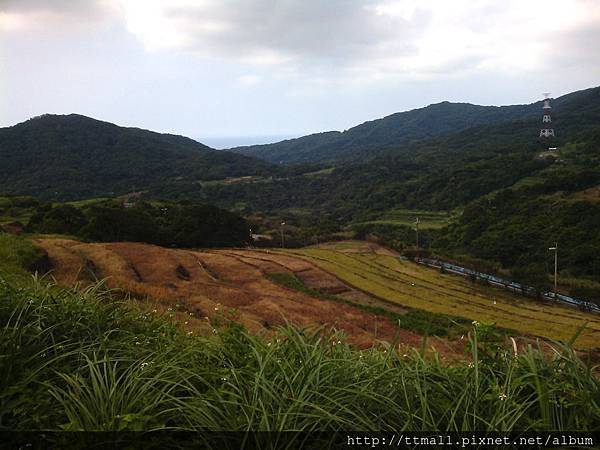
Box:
279;244;600;349
31;238;600;351
35;238;453;351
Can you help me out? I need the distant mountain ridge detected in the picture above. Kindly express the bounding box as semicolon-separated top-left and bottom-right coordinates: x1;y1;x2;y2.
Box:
0;114;275;200
230;87;598;164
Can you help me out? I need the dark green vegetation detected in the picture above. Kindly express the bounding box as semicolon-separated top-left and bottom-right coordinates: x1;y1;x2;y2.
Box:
24;199;250;248
265;271;471;338
231;87;598;165
0;114;276;200
2;277;599;433
205;87;600;220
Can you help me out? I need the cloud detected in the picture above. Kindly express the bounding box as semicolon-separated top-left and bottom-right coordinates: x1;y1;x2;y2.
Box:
3;0;600;82
0;0;117;31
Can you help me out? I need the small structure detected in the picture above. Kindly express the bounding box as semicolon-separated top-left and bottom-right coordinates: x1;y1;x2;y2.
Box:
539;93;555;138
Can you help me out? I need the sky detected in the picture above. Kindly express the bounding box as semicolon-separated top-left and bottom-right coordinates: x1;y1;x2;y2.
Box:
1;0;600;147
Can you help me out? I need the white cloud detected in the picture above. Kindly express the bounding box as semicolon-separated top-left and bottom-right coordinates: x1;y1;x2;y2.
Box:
2;0;599;82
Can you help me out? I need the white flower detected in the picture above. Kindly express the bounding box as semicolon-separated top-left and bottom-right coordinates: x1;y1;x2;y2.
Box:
498;393;507;401
468;362;474;368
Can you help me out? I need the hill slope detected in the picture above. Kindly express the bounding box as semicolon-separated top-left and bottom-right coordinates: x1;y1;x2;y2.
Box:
232;87;598;165
0;114;275;200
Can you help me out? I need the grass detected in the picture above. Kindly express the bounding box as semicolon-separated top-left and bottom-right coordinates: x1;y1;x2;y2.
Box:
279;248;600;349
265;271;470;338
0;234;46;283
2;276;600;436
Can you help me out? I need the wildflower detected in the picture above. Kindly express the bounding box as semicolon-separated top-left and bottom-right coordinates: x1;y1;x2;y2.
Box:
212;329;217;334
267;342;271;347
460;335;465;340
468;362;474;368
214;307;219;311
188;331;193;335
403;354;408;358
221;377;227;382
167;307;172;311
498;393;507;401
472;320;479;326
152;309;157;313
28;299;34;304
140;362;149;370
184;321;189;325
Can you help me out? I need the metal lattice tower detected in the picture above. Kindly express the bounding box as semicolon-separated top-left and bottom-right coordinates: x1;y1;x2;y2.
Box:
539;93;555;138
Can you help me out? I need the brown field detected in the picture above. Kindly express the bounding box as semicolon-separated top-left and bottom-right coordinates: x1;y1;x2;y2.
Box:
34;238;600;356
35;238;460;354
573;185;600;202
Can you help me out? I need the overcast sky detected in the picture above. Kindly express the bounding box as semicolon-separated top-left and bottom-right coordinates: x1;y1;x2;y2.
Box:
1;0;599;147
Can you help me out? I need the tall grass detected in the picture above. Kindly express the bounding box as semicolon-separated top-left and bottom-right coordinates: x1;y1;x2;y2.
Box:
0;234;45;283
1;276;599;433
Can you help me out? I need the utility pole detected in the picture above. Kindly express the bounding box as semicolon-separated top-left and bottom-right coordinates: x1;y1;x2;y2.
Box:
415;217;420;257
280;221;286;248
549;242;558;296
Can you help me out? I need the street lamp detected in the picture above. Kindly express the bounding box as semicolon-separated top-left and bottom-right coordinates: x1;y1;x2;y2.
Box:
548;242;558;296
414;217;420;257
280;221;286;248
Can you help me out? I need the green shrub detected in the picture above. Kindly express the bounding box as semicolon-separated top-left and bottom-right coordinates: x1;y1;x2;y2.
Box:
1;277;599;432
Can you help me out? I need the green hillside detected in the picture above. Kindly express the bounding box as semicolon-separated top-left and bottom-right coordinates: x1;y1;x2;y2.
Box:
231;87;599;165
0;114;276;200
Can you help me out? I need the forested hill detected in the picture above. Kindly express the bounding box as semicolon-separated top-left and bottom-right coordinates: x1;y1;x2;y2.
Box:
231;87;599;165
0;114;276;200
204;86;600;219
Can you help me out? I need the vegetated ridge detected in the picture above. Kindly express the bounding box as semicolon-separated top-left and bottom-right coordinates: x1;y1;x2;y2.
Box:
230;87;598;165
0;114;276;200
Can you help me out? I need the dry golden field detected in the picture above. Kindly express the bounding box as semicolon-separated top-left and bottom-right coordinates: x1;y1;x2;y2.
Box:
35;238;460;352
279;241;600;349
33;238;600;353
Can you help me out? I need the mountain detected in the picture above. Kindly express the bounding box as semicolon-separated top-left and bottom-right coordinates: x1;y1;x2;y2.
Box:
0;114;275;200
204;86;600;219
231;87;598;165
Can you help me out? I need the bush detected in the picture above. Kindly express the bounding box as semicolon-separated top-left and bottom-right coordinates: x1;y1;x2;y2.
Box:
1;277;599;434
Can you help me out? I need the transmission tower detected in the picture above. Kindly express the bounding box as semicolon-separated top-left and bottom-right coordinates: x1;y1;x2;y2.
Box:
539;93;555;138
